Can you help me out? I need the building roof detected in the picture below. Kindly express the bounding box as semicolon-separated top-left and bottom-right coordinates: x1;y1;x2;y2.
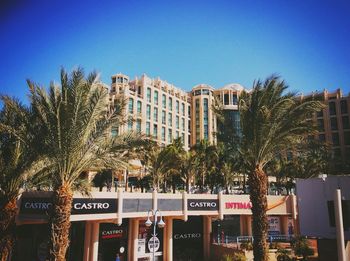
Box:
217;83;245;92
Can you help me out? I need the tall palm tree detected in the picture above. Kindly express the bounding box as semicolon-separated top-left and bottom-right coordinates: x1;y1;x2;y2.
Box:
0;96;47;261
239;76;324;261
28;68;146;261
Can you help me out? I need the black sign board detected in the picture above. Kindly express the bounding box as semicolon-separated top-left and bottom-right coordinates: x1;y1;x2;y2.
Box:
71;198;117;215
20;197;53;215
20;197;117;215
187;199;218;211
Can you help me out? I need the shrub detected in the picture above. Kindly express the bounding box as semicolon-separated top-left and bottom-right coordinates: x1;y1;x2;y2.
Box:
276;248;292;261
291;236;314;260
221;253;247;261
240;241;253;251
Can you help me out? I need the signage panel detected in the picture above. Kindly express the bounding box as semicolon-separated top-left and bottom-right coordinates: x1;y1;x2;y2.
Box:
268;216;281;235
187;199;218;211
20;197;53;215
71;198;117;215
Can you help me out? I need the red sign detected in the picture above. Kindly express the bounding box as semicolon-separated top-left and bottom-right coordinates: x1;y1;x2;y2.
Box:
225;202;252;209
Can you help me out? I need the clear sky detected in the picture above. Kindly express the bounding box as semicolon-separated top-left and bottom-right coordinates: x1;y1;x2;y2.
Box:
1;0;350;102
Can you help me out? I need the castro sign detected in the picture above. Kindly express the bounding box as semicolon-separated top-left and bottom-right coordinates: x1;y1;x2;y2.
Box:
187;199;218;211
173;233;202;240
71;198;117;215
20;197;53;215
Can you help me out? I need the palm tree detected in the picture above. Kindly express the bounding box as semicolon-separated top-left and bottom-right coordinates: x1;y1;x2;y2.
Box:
28;68;146;261
239;76;324;261
0;96;47;261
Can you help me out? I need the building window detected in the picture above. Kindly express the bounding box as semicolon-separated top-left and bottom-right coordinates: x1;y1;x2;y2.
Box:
111;127;118;137
154;107;158;122
318;134;325;142
137;101;142;113
161;127;166;141
169;97;173;111
188;120;191;132
342;116;350;129
329;102;336;116
153;124;158;138
317;119;324;132
176;100;179;114
202;89;210;95
176;116;179;129
195;99;200;142
162;110;166;125
194;90;201;96
330;117;338;130
203;98;209;139
232;94;238;105
146;105;151;120
333;148;341;158
176;131;179;138
136;119;141;133
168;129;172;142
146;122;150;136
128;119;133;130
224;94;229;105
317;110;323;118
181;103;185;116
154;90;159;105
341;100;348;114
344;131;350;145
332;132;339;146
147;88;151;103
182;133;185;144
112;77;116;84
128;98;134;114
137;86;142;96
168;113;172;127
188;105;191;117
162;94;166;109
182;118;185;131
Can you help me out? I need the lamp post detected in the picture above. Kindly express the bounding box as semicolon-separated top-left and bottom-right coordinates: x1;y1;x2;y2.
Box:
145;209;165;261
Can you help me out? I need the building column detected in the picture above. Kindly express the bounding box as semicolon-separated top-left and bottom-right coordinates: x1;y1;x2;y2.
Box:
131;219;139;261
203;216;212;261
164;217;173;261
83;222;92;261
240;215;245;236
246;216;252;236
280;216;288;235
89;221;100;261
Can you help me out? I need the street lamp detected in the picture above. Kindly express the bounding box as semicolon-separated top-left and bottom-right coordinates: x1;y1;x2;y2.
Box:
145;209;165;261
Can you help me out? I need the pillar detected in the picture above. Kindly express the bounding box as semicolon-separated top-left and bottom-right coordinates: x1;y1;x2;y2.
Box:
246;216;252;236
203;216;212;261
131;219;139;261
83;222;92;261
164;217;173;261
280;216;288;235
240;216;245;236
335;189;346;261
89;222;100;261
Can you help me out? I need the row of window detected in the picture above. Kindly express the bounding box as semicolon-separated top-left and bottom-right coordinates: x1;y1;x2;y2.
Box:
318;131;350;146
146;88;188;116
317;116;350;131
327;100;348;116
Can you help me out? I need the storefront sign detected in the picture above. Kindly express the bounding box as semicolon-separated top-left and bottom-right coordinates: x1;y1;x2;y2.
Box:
268;216;281;235
173;233;202;240
101;229;124;239
71;198;117;215
138;239;146;254
187;199;218;211
20;197;53;215
225;202;252;209
147;236;160;252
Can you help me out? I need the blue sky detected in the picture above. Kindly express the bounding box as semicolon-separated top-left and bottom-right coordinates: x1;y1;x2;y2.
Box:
1;0;350;102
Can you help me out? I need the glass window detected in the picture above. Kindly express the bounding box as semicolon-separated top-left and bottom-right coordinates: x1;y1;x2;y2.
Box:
202;89;210;95
137;101;142;113
111;128;118;137
128;98;134;114
182;133;185;144
154;90;158;105
154;107;158;122
203;98;209;139
162;110;166;125
146;105;151;120
341;100;348;114
161;127;166;141
128;119;133;130
232;94;238;105
146;122;150;136
169;97;173;111
342;116;350;129
176;116;179;129
319;134;325;142
168;129;172;142
176;131;179;138
176;100;179;114
317;119;324;132
188;120;191;132
329;102;336;116
182;118;185;131
332;132;339;146
188;105;191;117
194;90;201;96
136;119;141;133
317;110;323;118
181;103;185;116
344;131;350;145
147;88;151;103
153;124;158;138
168;113;172;126
224;94;229;105
195;99;200;142
331;117;338;130
162;94;166;109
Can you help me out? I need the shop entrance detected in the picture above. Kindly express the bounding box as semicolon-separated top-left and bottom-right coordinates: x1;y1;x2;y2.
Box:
212;215;240;243
173;216;203;261
98;222;128;261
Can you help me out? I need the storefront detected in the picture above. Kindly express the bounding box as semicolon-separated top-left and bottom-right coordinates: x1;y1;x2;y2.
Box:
137;221;164;260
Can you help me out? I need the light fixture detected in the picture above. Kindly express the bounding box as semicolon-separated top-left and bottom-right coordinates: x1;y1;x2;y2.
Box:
145;217;152;227
158;217;165;228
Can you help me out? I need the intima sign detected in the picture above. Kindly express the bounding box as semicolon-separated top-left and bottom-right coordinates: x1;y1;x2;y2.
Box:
225;202;252;209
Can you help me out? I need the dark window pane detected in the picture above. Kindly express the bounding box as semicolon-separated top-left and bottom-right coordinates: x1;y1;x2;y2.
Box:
224;94;229;105
342;116;350;129
340;100;348;114
331;118;338;130
317;119;324;131
344;131;350;145
318;134;325;142
332;133;339;146
329;102;336;116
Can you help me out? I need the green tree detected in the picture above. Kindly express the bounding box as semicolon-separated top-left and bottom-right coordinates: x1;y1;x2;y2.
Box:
28;68;146;261
0;96;48;261
239;76;324;261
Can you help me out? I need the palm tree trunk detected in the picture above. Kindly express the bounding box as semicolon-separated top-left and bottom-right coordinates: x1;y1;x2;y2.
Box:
186;176;190;193
248;167;268;261
48;183;73;261
0;198;17;261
